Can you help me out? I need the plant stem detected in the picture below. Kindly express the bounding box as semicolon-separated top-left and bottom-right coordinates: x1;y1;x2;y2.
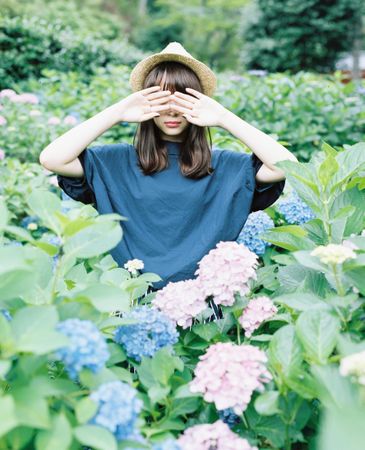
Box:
236;323;241;345
241;412;250;429
332;263;345;296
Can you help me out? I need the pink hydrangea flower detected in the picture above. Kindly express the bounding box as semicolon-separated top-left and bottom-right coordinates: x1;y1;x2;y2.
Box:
0;149;5;160
11;93;39;104
0;89;17;98
194;241;259;306
152;279;208;329
239;296;278;338
189;342;272;414
63;115;78;125
0;115;7;126
48;116;61;125
177;420;258;450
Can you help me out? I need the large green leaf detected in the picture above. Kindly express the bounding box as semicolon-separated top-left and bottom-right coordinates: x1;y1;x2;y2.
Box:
261;226;314;252
13;388;50;429
74;425;117;450
75;284;130;313
0;247;36;302
268;325;303;379
35;413;72;450
274;293;328;311
63;221;122;259
0;197;9;229
0;396;18;437
27;190;62;234
11;306;69;354
296;310;340;364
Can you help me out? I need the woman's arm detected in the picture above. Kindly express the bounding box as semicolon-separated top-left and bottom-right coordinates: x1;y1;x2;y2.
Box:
217;109;298;183
39;104;123;177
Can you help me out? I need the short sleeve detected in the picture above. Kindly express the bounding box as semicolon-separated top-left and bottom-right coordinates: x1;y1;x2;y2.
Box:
56;150;96;205
250;152;285;212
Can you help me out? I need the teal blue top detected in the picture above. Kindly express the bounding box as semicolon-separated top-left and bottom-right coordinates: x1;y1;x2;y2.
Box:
57;140;285;289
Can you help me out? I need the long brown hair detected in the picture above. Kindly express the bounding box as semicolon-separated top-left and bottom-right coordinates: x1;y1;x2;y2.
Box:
132;61;214;179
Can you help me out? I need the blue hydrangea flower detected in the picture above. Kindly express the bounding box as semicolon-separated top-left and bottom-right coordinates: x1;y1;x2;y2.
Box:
55;319;110;380
277;191;316;225
236;210;274;256
47;235;62;272
1;309;12;321
218;408;241;429
152;439;182;450
89;381;143;441
20;215;39;229
113;305;179;361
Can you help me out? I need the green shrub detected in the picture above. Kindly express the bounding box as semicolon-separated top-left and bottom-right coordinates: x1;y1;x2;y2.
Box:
0;15;147;89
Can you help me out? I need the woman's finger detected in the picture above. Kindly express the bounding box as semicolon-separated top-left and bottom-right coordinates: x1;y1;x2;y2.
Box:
145;90;171;100
170;103;198;117
173;91;199;103
185;87;203;98
142;111;161;121
170;95;195;109
149;95;172;106
140;86;161;95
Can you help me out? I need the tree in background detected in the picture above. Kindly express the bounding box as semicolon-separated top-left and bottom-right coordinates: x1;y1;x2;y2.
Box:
130;0;250;72
241;0;364;73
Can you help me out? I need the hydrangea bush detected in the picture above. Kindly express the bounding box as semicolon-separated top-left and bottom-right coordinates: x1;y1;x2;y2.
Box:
0;140;364;449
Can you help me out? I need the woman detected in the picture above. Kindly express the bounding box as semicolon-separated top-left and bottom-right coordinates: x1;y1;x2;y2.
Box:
39;42;297;292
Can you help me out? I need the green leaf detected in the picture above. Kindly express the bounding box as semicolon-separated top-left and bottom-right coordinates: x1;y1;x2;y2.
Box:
0;197;9;229
76;284;130;313
12;306;69;354
169;397;200;418
192;322;220;341
254;391;280;415
274;293;328;311
319;405;365;450
75;398;98;424
64;221;122;259
296;310;340;364
74;425;117;450
0;396;18;437
321;142;338;158
261;227;314;252
268;325;303;378
35;413;72;450
148;385;170;404
150;348;183;386
0;247;36;302
13;388;50;428
27;190;62;234
318;154;339;189
0;360;11;379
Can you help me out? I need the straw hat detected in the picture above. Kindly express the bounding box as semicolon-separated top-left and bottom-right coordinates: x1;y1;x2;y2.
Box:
129;42;217;97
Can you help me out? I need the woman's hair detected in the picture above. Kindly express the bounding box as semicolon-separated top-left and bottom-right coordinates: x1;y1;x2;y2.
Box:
133;61;214;179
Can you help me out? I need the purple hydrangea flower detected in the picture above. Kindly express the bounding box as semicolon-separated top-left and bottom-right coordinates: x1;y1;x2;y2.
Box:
277;191;316;225
89;381;143;441
237;210;274;256
55;319;110;380
113;305;179;361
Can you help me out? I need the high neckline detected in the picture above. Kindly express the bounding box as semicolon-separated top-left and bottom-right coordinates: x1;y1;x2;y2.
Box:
163;140;181;155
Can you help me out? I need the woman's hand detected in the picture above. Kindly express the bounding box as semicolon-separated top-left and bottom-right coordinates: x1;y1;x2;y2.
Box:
169;88;228;127
112;86;171;123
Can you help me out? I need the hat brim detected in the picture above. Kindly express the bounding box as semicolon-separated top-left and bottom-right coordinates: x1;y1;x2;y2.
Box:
129;52;217;97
